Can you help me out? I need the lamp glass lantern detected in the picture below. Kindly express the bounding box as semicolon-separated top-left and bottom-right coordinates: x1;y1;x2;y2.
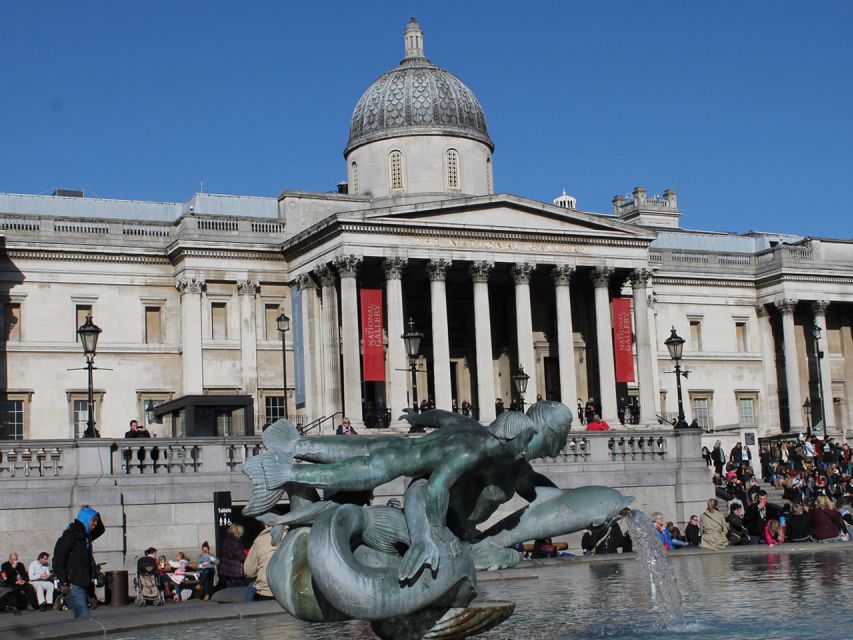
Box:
402;318;423;359
512;366;530;395
276;313;291;334
664;327;685;361
77;315;102;360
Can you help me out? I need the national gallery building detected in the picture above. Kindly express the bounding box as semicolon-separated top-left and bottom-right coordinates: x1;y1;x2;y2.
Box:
1;19;852;442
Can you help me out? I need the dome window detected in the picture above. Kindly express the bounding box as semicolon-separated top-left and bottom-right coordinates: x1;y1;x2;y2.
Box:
389;150;404;192
351;162;359;195
446;149;460;190
486;156;493;194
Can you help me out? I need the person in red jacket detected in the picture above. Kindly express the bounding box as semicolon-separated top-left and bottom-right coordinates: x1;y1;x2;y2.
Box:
586;415;610;431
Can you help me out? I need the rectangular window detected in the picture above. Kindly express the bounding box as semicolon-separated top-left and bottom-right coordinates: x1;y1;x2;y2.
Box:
4;303;21;341
735;321;747;352
75;305;92;341
265;304;282;341
69;392;103;438
0;399;24;440
144;306;162;343
692;397;710;429
211;302;227;340
73;398;90;438
689;320;702;352
265;395;286;424
739;397;755;425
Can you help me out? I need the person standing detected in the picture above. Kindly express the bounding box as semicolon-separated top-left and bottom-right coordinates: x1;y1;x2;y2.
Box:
27;552;55;611
219;523;247;588
711;440;726;476
495;398;505;416
53;507;104;619
699;498;729;550
124;419;151;438
243;525;276;601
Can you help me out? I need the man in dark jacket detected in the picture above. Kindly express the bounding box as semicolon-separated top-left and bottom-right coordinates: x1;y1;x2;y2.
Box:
743;490;780;544
53;507;104;619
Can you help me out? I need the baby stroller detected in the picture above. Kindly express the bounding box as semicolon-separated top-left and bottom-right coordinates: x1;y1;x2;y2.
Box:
134;557;165;607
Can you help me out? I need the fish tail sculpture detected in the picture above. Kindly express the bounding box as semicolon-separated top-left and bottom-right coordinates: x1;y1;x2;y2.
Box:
242;418;302;516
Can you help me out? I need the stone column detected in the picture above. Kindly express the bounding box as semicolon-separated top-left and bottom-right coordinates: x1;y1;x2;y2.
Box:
176;278;205;395
335;255;364;427
315;265;341;419
298;274;321;422
591;267;618;424
237;281;260;402
647;293;662;416
428;259;453;411
629;269;656;425
470;261;496;423
755;304;781;433
775;299;803;431
383;257;408;423
552;265;577;408
511;262;537;404
812;300;835;431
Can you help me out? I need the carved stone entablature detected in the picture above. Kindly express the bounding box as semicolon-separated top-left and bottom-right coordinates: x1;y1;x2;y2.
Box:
427;258;452;281
296;273;317;290
334;255;363;278
176;278;206;294
469;261;494;283
383;257;408;280
628;268;652;288
811;300;830;316
551;264;575;286
590;266;615;288
755;304;769;318
237;280;260;296
314;264;336;288
511;262;535;285
774;299;798;315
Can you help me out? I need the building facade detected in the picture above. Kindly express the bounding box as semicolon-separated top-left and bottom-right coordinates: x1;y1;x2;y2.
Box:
1;19;851;441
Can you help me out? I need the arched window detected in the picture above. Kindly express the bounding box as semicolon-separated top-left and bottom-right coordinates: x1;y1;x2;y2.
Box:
446;149;460;190
351;161;359;195
486;156;493;193
389;150;404;192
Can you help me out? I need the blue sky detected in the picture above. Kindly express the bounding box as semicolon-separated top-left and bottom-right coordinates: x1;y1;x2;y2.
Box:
1;1;851;237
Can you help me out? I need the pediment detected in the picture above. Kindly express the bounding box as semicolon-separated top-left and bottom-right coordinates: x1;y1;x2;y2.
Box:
363;194;654;239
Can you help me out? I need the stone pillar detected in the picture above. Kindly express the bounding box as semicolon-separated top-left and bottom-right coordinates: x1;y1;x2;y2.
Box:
812;300;835;432
511;262;537;404
428;259;453;411
629;269;657;425
298;274;321;422
591;267;618;424
383;257;408;424
470;261;496;423
315;265;341;419
335;255;363;427
237;281;260;402
775;299;803;431
552;265;578;408
755;304;781;434
176;278;205;395
647;292;662;416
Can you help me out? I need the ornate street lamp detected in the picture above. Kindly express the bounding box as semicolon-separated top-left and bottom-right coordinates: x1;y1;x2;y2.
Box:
402;318;423;412
802;397;812;438
664;327;689;429
512;366;530;413
812;325;827;440
277;312;291;420
77;315;102;438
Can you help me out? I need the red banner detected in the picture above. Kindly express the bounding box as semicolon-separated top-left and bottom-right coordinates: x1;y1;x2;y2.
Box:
612;298;635;383
360;289;385;381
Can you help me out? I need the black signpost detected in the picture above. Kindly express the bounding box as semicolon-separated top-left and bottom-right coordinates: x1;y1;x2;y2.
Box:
213;491;233;558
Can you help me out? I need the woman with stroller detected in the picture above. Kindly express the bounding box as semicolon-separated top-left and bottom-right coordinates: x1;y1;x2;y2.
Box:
197;542;216;601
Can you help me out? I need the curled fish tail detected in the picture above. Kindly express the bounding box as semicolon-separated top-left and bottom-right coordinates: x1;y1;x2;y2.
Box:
243;486;285;517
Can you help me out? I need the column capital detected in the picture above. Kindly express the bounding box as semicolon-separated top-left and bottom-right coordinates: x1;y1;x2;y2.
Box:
551;264;576;286
511;262;535;285
755;303;769;318
314;264;336;287
774;298;798;315
334;255;362;278
811;300;830;316
176;278;206;294
237;280;260;296
296;273;317;290
628;268;652;287
590;266;615;288
383;256;408;280
469;260;494;283
427;258;452;281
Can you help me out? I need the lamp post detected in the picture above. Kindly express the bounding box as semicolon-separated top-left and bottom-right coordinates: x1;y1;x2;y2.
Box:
77;315;102;438
812;325;827;440
803;397;812;438
402;318;423;412
512;366;530;413
664;327;689;429
276;312;291;420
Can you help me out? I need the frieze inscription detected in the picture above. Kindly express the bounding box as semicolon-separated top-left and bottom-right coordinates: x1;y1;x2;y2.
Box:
414;237;582;254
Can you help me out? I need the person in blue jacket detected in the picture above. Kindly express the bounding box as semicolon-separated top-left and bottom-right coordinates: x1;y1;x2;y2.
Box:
53;507;104;619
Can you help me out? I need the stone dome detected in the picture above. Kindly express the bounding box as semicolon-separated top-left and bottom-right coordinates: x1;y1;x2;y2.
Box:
345;19;493;156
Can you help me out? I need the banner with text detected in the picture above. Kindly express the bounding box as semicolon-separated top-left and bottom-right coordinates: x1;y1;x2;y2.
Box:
291;283;305;406
360;289;385;381
612;297;635;383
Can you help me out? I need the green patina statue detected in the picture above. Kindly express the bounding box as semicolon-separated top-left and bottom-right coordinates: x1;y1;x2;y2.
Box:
242;401;633;639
